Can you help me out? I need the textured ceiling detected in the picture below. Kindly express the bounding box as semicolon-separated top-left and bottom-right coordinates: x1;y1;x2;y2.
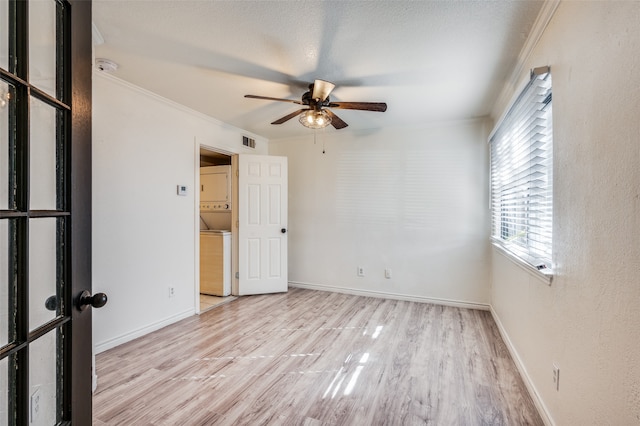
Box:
92;0;545;140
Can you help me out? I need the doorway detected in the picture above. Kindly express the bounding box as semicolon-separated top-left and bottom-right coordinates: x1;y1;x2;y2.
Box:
195;148;289;306
197;147;236;313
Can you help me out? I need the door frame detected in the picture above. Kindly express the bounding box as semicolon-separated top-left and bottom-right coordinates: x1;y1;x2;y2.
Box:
69;1;94;422
193;141;236;313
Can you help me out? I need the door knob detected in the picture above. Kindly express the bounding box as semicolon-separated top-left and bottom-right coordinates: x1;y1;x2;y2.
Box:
77;290;108;311
45;295;58;311
281;228;287;233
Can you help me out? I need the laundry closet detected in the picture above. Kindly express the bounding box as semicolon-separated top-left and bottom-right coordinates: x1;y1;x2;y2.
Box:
199;153;232;298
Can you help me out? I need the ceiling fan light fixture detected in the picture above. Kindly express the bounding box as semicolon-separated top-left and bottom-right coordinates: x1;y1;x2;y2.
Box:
299;109;332;129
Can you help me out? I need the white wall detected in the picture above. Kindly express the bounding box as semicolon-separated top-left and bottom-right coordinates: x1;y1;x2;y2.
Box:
490;2;640;425
92;72;266;353
269;120;490;307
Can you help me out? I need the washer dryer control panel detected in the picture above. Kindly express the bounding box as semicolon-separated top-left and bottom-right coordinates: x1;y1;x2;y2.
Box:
200;202;230;211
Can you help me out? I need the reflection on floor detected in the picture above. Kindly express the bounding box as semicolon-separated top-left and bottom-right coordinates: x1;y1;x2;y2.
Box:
199;294;237;313
94;288;543;425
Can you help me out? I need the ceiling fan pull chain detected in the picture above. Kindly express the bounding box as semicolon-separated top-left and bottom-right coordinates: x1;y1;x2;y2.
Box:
322;128;326;154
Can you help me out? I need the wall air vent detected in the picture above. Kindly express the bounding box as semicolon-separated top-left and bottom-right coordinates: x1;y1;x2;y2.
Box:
242;136;256;149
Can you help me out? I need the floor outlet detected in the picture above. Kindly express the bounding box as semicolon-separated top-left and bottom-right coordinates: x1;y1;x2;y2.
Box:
552;364;560;391
357;266;365;277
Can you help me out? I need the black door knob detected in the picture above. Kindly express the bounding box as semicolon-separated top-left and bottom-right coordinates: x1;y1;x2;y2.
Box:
45;295;58;311
281;228;287;234
77;290;108;311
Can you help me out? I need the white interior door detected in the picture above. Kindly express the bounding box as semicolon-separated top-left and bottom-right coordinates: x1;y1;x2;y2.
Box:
238;154;288;295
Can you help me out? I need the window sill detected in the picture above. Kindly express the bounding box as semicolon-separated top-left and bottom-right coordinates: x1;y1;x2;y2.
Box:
491;242;553;285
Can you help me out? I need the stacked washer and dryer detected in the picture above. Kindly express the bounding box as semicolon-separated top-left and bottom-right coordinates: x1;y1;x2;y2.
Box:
199;166;232;296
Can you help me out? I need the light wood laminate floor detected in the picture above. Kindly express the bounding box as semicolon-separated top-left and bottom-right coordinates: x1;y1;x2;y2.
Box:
200;294;237;313
93;288;543;425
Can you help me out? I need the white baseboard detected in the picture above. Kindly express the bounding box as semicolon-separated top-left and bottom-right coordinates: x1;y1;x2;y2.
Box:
289;281;490;311
490;306;555;426
94;308;195;354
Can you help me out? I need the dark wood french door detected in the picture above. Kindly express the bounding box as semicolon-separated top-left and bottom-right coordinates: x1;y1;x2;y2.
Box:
1;0;95;424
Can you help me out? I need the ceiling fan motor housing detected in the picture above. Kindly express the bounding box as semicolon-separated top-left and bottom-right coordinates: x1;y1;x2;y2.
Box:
302;91;329;110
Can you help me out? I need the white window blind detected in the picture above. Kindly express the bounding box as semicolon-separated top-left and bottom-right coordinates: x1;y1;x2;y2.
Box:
490;68;553;269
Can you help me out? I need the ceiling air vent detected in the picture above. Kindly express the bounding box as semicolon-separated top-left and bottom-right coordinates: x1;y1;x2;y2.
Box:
242;136;256;149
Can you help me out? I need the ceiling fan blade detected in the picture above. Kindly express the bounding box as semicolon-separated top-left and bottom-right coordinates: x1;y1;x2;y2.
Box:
312;79;336;102
271;109;310;125
327;102;387;112
325;109;348;129
245;94;303;105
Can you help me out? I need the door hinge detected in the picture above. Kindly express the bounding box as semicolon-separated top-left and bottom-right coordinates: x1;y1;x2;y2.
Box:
235;272;239;279
236;221;239;229
236;169;239;177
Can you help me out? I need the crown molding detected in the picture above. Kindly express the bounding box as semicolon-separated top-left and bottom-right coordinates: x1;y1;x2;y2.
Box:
490;0;561;120
92;22;105;46
93;70;266;141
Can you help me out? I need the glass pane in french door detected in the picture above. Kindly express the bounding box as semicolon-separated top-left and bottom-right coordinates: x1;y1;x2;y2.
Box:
28;328;61;425
1;79;15;211
0;0;7;71
29;218;60;330
0;356;8;424
28;0;57;98
29;96;58;211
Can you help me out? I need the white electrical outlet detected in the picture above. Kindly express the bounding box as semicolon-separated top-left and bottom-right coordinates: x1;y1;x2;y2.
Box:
168;286;175;298
385;268;392;279
552;364;560;391
30;388;40;423
357;266;365;277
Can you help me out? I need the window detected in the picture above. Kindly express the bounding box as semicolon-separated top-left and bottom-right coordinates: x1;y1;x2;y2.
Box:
490;67;553;271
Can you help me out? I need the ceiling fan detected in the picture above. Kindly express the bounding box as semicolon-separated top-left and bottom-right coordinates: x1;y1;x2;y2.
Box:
244;79;387;130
